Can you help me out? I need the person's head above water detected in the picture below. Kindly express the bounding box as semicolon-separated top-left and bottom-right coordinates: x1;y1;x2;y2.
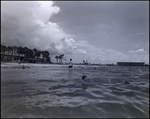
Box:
70;59;72;61
82;75;87;80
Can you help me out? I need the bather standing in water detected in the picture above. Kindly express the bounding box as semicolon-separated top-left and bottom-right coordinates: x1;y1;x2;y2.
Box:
68;59;73;68
18;59;21;66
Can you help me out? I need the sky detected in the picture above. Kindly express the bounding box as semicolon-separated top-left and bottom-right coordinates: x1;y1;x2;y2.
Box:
1;1;149;64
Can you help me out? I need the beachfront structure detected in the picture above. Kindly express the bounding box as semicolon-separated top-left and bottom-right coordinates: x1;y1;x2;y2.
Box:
117;62;145;66
106;63;116;67
1;50;44;63
1;50;24;62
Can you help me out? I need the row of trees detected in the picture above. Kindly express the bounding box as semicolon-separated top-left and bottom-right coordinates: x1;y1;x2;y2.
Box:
55;54;65;64
83;60;88;63
1;44;51;63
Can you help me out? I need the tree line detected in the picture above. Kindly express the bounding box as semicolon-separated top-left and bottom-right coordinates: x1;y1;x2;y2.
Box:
55;54;65;64
1;44;51;63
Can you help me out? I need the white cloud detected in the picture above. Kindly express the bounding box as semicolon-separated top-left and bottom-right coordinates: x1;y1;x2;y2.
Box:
1;1;81;55
1;1;149;64
127;49;149;63
129;49;146;54
136;48;145;53
68;44;149;64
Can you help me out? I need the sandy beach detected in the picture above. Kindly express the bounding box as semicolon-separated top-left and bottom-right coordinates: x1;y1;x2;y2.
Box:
1;62;69;68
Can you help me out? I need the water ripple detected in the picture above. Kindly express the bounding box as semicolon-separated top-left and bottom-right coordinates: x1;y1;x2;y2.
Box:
1;65;149;118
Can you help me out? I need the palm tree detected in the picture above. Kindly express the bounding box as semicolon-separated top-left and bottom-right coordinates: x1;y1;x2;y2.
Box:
58;56;60;63
55;55;59;63
58;55;61;63
83;60;85;64
58;54;64;64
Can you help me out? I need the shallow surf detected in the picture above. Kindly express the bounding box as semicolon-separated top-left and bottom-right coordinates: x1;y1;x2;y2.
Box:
1;64;149;118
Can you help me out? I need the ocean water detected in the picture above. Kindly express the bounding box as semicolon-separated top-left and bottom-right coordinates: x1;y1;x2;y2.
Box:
1;64;149;118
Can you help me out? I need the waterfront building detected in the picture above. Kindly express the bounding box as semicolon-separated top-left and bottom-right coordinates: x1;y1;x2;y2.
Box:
117;62;145;66
1;51;43;63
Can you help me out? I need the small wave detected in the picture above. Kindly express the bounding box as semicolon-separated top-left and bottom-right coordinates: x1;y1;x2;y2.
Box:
1;65;149;118
33;91;50;96
37;79;55;83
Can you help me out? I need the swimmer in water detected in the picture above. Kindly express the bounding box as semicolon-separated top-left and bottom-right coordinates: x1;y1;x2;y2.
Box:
82;75;87;84
22;65;25;69
81;75;93;90
82;75;93;84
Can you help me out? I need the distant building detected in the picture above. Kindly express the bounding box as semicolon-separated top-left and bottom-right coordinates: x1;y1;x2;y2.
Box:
117;62;145;66
106;63;116;67
1;50;24;62
1;50;44;63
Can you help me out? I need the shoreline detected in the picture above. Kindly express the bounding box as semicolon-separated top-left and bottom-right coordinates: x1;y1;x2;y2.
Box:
1;62;101;68
1;62;69;67
1;62;148;68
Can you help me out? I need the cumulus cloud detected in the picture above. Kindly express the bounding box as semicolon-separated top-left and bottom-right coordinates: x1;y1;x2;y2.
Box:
128;48;147;54
127;49;149;63
1;1;149;64
1;1;83;57
71;42;149;64
136;49;145;53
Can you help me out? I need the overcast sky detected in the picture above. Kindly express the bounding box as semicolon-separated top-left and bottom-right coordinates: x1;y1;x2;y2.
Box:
1;1;149;64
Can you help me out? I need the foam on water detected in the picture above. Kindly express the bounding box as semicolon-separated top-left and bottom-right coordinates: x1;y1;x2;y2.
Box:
1;64;149;118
